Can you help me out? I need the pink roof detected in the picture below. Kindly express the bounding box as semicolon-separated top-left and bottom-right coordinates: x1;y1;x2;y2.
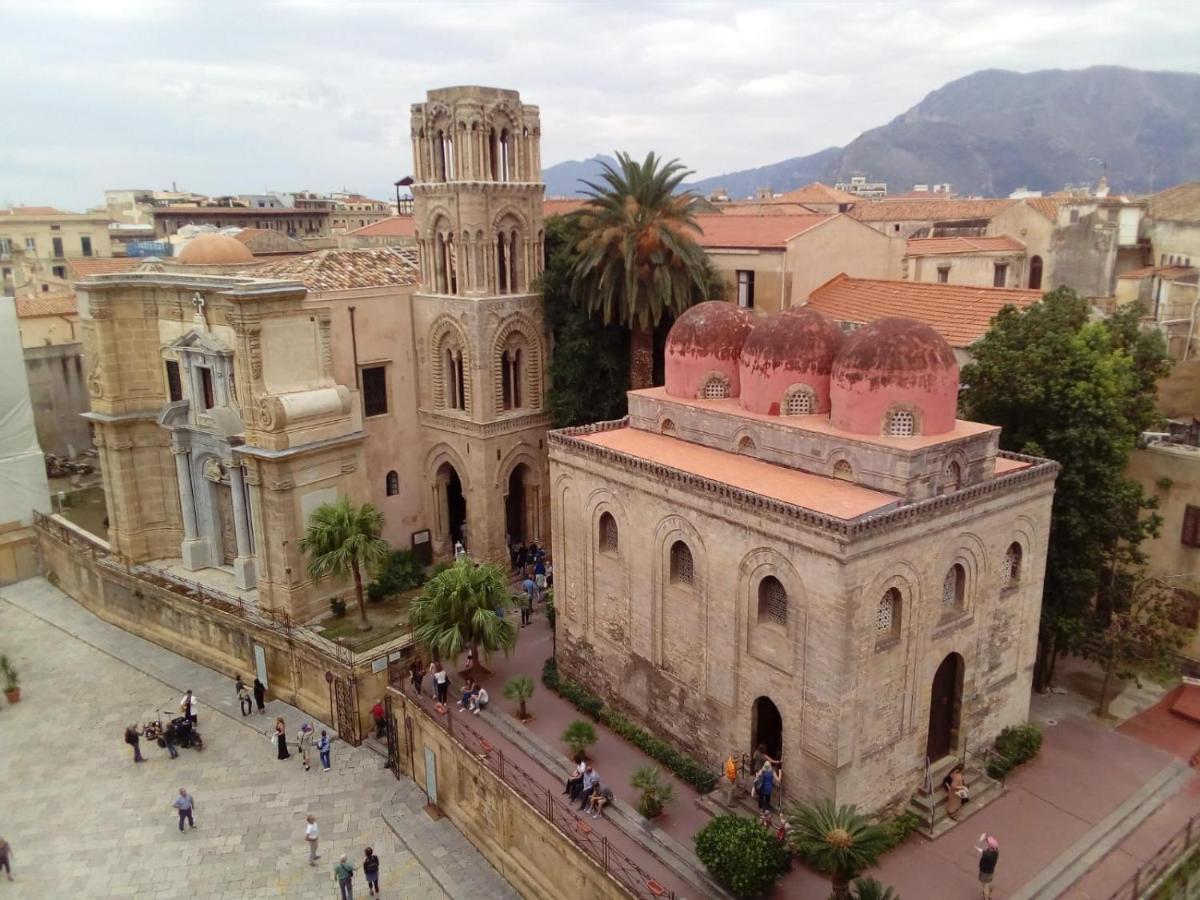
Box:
346;216;415;237
762;182;860;206
905;235;1025;256
544;198;589;217
578;425;898;520
692;214;831;249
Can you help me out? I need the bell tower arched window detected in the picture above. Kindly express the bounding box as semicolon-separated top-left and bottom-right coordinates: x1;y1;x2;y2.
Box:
758;576;788;626
501;346;523;410
877;588;901;641
1002;543;1022;589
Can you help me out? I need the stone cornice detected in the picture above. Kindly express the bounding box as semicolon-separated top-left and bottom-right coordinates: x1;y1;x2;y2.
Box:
412;181;544;196
549;419;1059;541
234;430;366;461
418;408;550;437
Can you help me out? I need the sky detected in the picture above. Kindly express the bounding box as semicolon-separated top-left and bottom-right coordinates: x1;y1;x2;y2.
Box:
3;0;1200;211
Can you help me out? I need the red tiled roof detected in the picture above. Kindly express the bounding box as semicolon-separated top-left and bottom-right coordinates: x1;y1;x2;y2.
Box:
68;258;141;278
1148;182;1200;221
693;214;831;249
887;191;958;200
717;202;820;216
543;198;589;218
345;216;416;238
849;198;1014;223
805;274;1041;347
246;247;419;291
15;293;77;318
906;235;1025;256
762;182;860;206
1118;265;1197;281
1022;197;1062;221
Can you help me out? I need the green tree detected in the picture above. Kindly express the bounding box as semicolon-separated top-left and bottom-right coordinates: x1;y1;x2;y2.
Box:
299;497;389;631
631;765;676;819
694;815;788;899
787;800;889;900
408;559;517;669
568;151;713;390
960;290;1171;690
503;675;535;720
562;719;597;757
851;877;900;900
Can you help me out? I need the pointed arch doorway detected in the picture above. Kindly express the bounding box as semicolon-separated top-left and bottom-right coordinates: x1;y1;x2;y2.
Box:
926;652;964;761
751;696;783;762
436;462;467;548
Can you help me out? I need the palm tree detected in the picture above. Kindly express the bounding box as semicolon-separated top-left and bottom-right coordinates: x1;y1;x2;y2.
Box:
851;877;900;900
568;151;713;389
787;800;890;900
503;675;534;720
408;559;516;672
299;497;389;632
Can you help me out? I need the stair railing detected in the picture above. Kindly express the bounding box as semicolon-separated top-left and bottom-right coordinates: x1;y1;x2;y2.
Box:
924;755;935;837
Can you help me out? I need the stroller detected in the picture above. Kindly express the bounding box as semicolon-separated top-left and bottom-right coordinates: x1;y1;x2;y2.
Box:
142;700;204;752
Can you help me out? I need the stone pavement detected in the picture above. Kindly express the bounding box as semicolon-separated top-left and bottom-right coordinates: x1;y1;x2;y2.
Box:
0;577;517;900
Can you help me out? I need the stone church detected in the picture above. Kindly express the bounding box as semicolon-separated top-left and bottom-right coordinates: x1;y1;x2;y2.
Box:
549;302;1057;811
79;86;550;620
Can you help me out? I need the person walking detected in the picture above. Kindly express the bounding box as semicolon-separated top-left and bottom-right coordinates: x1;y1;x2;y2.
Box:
371;700;387;739
124;724;145;763
362;847;380;897
236;676;252;716
253;677;267;714
172;788;196;832
180;689;198;726
298;722;314;771
318;730;332;772
162;723;179;759
410;656;424;696
0;836;13;881
433;663;449;705
976;833;1000;900
723;753;739;806
333;854;356;900
304;815;320;866
274;717;290;760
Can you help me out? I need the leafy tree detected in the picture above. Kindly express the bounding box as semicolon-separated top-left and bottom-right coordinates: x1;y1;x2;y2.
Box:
694;815;788;899
960;290;1171;690
299;497;389;631
408;559;516;669
631;765;676;819
851;877;900;900
567;151;713;390
787;800;889;900
503;675;535;720
562;719;597;757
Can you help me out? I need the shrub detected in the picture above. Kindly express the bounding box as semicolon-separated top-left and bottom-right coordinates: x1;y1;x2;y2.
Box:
631;765;676;819
367;549;426;602
694;815;787;899
504;675;535;719
876;812;920;854
329;597;347;617
562;719;597;757
988;724;1043;779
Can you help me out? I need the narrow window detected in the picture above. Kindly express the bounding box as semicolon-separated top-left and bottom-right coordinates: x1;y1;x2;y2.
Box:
361;365;388;417
993;262;1008;288
52;265;66;279
599;512;618;554
784;389;813;416
737;435;756;453
52;237;64;258
701;375;729;400
944;460;962;492
386;471;399;496
887;409;916;436
24;237;36;254
942;564;966;610
1029;255;1043;290
165;360;182;402
833;460;853;481
1001;543;1022;588
758;576;788;626
736;270;755;309
199;367;215;410
669;541;694;586
1069;209;1080;224
496;233;509;294
936;265;950;284
876;588;901;640
0;238;11;257
660;419;676;436
81;236;93;257
499;129;511;182
1181;505;1200;547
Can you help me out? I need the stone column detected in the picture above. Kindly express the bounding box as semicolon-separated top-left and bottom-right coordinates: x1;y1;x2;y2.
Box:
174;445;207;570
229;461;257;590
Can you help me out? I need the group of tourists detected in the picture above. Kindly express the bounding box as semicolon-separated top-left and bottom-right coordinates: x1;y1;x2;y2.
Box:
563;757;614;819
235;675;267;716
455;677;489;715
270;713;332;772
306;816;383;899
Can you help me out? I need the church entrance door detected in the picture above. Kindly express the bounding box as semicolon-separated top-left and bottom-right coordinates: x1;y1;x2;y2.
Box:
437;463;467;549
751;696;783;762
505;464;530;545
926;652;964;762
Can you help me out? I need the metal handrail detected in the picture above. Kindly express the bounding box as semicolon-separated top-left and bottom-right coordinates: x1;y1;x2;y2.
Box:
1107;809;1199;899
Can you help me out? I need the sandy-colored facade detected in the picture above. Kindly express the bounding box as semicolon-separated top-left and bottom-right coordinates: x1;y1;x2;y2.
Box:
903;237;1028;290
1;208;113;291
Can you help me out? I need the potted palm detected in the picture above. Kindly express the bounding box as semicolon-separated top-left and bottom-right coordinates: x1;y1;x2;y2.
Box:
632;765;676;820
1;655;20;704
504;675;535;722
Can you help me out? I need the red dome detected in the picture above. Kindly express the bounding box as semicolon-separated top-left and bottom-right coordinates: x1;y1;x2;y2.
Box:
664;301;755;399
830;317;959;436
738;308;843;415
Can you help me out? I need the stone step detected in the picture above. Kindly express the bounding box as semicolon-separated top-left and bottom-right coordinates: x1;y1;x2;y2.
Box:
908;776;1004;840
913;765;990;801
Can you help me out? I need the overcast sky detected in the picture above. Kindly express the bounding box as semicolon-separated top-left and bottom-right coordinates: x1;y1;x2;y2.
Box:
3;0;1199;211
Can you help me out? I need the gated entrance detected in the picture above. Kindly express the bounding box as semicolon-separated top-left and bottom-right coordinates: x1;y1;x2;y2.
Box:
328;671;361;746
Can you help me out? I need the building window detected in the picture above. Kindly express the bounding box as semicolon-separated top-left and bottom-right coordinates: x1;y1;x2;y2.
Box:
165;360;182;402
736;270;755;309
758;576;788;626
1181;505;1200;547
386;471;399;496
1070;209;1080;224
944;460;962;492
887;409;916;436
936;265;950;284
199;367;215;410
660;419;676;436
52;237;64;258
81;236;93;257
1029;255;1043;290
52;265;66;279
993;263;1008;287
599;512;618;554
24;237;36;254
361;365;388;417
0;238;11;258
669;541;694;586
783;387;814;416
701;374;729;400
833;460;854;481
942;565;966;610
737;435;756;453
501;346;523;410
1001;542;1022;588
876;588;901;640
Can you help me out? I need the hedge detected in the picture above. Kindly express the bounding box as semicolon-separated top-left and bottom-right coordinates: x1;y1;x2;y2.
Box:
542;658;717;793
695;815;787;898
986;724;1043;780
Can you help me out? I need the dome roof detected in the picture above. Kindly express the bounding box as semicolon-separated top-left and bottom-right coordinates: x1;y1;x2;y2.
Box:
830;316;959;436
664;301;755;399
738;308;843;415
177;233;254;265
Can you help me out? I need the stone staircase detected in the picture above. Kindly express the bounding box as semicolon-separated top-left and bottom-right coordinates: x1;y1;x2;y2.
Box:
907;757;1004;840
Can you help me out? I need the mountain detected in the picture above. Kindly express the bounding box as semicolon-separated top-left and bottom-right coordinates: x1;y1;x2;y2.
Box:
679;67;1200;199
542;154;616;197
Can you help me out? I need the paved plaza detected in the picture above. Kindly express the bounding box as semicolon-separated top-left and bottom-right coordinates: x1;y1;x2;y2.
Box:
0;578;516;900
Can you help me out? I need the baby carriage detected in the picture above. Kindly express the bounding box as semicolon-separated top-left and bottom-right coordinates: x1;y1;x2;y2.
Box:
168;715;204;751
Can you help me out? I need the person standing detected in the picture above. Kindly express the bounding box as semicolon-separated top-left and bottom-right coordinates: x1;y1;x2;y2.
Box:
172;788;196;832
362;847;380;897
253;677;267;714
180;689;198;726
162;723;179;760
333;854;356;900
433;663;449;705
976;833;1000;900
304;815;320;866
755;761;776;816
124;724;145;763
723;753;739;806
236;677;252;716
371;701;387;740
410;656;424;696
0;836;13;881
298;722;314;771
274;717;290;760
318;730;332;772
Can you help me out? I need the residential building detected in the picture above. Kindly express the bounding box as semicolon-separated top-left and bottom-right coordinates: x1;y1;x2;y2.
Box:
1;207;113;292
152;206;332;240
834;174;888;199
338;216;418;249
1051;193;1148;300
330;195;393;233
753;182;860;214
1117;265;1198;360
903;236;1029;289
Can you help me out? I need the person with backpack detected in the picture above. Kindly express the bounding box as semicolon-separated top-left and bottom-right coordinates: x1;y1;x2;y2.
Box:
124;724;145;763
318;730;332;772
333;854;355;900
362;847;381;896
754;760;777;817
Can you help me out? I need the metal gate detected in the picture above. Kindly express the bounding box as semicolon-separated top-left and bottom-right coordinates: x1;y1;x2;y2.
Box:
330;673;361;746
384;693;404;778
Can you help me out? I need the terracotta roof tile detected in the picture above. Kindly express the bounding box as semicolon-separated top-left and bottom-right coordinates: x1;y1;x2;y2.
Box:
805;275;1041;347
716;202;820;216
68;258;141;278
906;235;1025;256
345;216;416;237
543;199;589;218
1022;197;1063;221
849;198;1014;223
15;293;78;318
762;182;860;206
1148;182;1200;221
693;214;831;249
245;247;419;291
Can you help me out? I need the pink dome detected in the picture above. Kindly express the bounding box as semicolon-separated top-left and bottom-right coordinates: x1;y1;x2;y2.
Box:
664;301;755;399
830;317;959;436
738;308;843;415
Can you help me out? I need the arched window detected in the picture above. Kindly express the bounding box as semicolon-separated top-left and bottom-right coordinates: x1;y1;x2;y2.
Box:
942;564;965;610
1002;543;1022;588
660;419;676;436
501;345;523;410
701;374;729;400
499;128;511;182
1029;255;1044;290
434;232;448;293
669;541;694;586
386;471;399;496
944;460;962;492
833;460;854;482
598;512;618;554
887;409;916;437
496;231;509;294
784;388;814;416
758;576;788;626
876;588;901;640
737;435;756;454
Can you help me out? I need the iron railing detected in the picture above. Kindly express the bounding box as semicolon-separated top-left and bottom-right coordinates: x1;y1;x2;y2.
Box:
1108;809;1200;899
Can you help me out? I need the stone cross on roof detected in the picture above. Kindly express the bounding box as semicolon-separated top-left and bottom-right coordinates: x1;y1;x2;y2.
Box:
191;292;208;331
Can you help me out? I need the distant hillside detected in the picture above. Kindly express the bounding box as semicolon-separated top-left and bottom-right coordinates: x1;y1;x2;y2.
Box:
678;66;1200;199
542;154;615;197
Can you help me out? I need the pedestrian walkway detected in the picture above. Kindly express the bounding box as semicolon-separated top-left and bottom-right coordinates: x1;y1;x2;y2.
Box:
0;577;515;899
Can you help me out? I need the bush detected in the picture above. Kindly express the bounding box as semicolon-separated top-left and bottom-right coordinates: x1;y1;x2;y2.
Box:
631;765;676;819
695;815;787;899
329;597;347;617
877;812;921;854
367;549;426;602
987;724;1043;779
562;719;597;757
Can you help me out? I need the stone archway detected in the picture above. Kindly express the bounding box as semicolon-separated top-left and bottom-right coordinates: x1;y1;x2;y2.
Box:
927;652;964;762
436;461;467;548
752;695;783;762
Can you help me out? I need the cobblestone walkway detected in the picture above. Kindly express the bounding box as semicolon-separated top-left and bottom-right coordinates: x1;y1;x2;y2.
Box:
0;578;516;900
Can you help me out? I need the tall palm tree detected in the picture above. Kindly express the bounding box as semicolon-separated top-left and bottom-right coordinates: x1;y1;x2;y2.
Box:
568;151;712;389
787;800;890;900
408;559;517;671
299;497;389;632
